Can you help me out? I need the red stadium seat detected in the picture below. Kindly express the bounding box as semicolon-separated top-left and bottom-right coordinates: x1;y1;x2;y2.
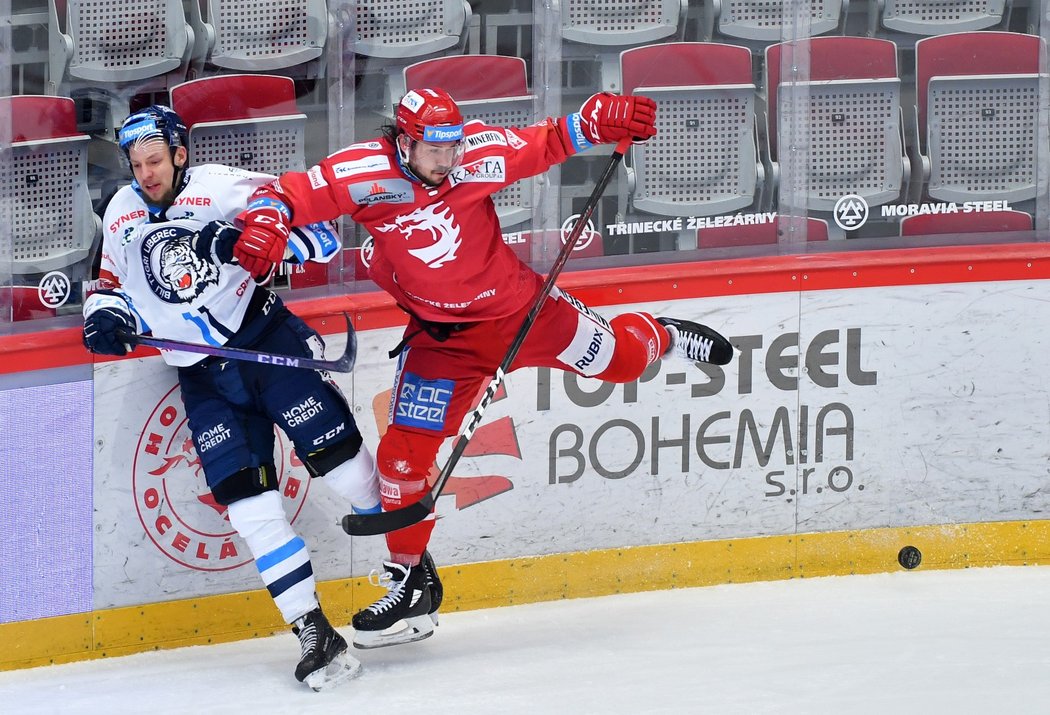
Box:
765;37;908;215
404;55;528;100
170;74;308;174
620;42;763;219
9;286;59;322
0;95;98;275
697;218;829;249
899;210;1033;236
914;31;1047;204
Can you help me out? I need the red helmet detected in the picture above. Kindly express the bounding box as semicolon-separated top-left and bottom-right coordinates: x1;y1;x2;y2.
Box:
396;88;464;143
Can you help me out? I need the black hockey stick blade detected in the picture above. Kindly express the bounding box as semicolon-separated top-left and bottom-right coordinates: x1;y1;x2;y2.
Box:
341;496;434;536
341;138;633;537
118;312;357;372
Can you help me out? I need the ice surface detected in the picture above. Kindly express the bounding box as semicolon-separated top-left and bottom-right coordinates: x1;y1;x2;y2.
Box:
3;565;1049;714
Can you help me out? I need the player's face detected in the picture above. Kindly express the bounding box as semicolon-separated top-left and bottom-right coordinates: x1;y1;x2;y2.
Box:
128;141;187;206
407;138;463;185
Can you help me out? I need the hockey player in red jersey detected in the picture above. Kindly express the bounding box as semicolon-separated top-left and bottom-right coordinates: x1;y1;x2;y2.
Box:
229;88;733;648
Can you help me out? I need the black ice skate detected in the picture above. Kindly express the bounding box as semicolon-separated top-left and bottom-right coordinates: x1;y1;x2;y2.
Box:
421;550;443;626
657;317;734;366
292;607;362;691
352;561;436;649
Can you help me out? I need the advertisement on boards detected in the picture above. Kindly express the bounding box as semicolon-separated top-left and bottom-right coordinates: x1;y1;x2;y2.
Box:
91;281;1050;606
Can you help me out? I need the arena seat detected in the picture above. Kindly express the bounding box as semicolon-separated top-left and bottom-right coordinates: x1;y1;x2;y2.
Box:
620;42;764;219
405;55;535;227
869;0;1010;43
404;54;528;100
170;74;308;174
708;0;848;44
188;0;328;75
697;217;829;248
899;210;1033;236
352;0;473;116
915;31;1048;204
560;0;687;93
0;95;99;275
765;36;909;213
8;286;59;322
47;0;194;124
354;0;471;59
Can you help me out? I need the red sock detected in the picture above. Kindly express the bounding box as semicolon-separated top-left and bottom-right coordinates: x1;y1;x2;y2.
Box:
595;312;668;383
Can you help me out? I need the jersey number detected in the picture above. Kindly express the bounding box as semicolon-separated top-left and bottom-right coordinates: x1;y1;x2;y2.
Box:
182;306;235;345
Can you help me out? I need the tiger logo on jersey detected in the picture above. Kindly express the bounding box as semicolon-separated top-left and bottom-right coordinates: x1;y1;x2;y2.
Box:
140;221;220;303
375;201;462;268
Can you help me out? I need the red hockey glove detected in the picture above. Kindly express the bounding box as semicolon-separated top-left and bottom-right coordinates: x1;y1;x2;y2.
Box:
578;92;657;145
234;198;291;280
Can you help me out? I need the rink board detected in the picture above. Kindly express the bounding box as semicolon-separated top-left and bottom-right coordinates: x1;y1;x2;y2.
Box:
4;244;1050;669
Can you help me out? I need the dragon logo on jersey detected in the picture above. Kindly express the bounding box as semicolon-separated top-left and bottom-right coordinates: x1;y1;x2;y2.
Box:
141;222;220;303
375;201;462;268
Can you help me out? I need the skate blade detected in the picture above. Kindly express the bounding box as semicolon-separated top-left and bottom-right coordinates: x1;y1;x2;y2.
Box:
352;615;436;650
304;650;363;692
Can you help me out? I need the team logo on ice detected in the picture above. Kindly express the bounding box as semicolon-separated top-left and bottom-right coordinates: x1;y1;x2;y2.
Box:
133;384;310;571
375;201;462;268
140;222;220;303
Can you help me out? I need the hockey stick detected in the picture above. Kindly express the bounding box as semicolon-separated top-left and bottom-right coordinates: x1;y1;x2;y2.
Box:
117;312;357;372
341;137;633;536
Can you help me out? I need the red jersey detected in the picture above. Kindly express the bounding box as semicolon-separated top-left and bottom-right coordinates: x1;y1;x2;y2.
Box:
256;118;581;323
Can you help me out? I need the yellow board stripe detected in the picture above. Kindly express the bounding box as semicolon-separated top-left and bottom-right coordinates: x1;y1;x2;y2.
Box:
6;521;1050;671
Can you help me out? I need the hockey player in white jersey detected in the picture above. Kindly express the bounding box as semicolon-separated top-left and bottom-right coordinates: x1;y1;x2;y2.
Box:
83;105;370;690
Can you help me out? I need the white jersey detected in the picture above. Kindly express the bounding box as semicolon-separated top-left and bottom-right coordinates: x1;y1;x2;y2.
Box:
98;164;340;367
113;218;260;366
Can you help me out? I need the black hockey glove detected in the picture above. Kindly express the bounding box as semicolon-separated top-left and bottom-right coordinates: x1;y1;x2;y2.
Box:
82;290;136;356
192;220;241;267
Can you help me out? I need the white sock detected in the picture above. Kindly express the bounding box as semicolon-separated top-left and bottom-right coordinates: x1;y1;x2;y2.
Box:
227;491;318;624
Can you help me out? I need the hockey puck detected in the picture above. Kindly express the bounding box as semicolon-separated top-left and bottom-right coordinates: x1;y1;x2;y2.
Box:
897;545;922;570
